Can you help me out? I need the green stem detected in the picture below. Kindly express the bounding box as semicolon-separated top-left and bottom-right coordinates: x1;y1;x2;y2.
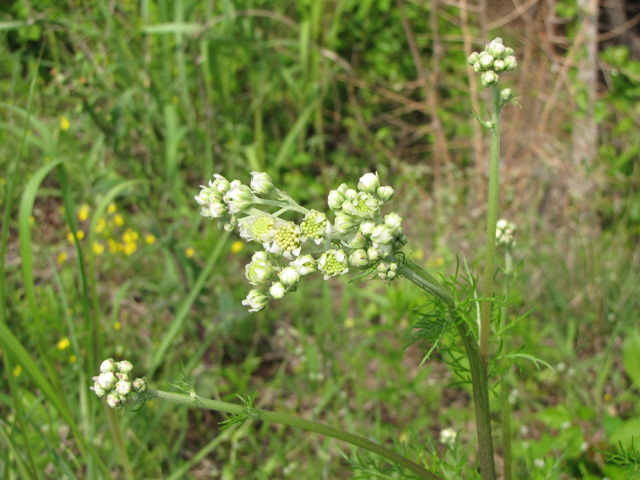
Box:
500;247;514;480
479;84;502;368
399;259;496;479
146;389;442;480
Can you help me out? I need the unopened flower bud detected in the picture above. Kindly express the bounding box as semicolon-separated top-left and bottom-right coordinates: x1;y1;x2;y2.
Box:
349;249;370;268
359;220;376;236
97;371;117;390
91;383;107;398
116;380;132;396
487;39;506;59
242;289;269;312
269;282;287;300
211;174;231;195
371;225;393;245
479;52;494;71
493;60;505;73
328;188;346;211
384;212;403;231
117;360;133;374
291;254;317;276
377;186;394;202
249;171;274;194
278;267;301;288
132;377;147;393
334;213;355;234
500;88;514;103
481;70;499;87
504;55;517;71
106;391;122;409
100;358;116;373
224;184;255;214
345;189;358;201
467;52;480;65
358;172;380;194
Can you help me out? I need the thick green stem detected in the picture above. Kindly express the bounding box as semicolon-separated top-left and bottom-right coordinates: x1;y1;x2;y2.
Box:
479;84;502;368
146;389;442;480
500;248;514;480
399;260;496;479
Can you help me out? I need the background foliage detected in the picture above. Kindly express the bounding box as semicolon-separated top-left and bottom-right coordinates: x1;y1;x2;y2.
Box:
1;0;639;478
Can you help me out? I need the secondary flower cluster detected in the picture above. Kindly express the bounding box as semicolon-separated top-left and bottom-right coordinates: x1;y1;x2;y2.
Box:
90;359;147;409
467;37;517;89
496;219;517;248
195;172;406;312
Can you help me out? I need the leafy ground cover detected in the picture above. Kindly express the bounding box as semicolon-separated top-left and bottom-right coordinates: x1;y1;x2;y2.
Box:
1;1;639;478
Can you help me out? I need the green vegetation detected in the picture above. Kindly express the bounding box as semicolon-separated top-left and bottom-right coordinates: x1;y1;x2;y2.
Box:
1;1;639;478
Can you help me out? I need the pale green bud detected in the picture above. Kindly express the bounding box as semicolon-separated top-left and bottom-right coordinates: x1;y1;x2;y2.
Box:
481;70;499;87
487;38;506;59
374;242;393;257
106;391;122;409
496;219;517;248
97;371;117;390
504;55;517;71
116;360;133;374
367;245;380;261
334;213;356;235
478;52;494;71
278;267;301;288
208;200;227;218
377;186;394;202
269;282;286;300
349;249;369;268
467;52;480;65
371;225;393;245
132;377;147;393
242;289;269;312
210;174;231;195
342;230;367;249
245;256;274;285
100;358;116;373
473;62;482;73
384;212;403;231
500;88;514;103
91;382;107;398
341;200;357;216
116;380;132;396
345;188;358;201
493;60;505;73
359;220;376;236
250;171;274;194
290;254;317;276
358;172;380;194
225;184;255;214
328;189;346;210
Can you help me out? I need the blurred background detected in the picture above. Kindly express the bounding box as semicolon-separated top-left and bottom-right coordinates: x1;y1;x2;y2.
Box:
1;0;639;478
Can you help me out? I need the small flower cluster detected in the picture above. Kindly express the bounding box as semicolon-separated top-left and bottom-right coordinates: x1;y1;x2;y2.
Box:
196;171;406;312
467;37;517;89
90;358;147;410
496;219;517;248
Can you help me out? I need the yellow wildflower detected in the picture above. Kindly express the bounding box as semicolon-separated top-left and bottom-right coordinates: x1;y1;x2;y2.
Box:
123;241;137;256
114;321;121;331
57;337;70;351
113;214;124;226
60;116;70;131
108;238;121;253
122;228;138;243
69;355;77;363
93;242;105;255
185;247;195;258
230;240;244;254
67;232;74;244
144;234;156;245
76;230;85;240
107;203;117;214
96;217;106;234
78;203;90;221
13;364;22;377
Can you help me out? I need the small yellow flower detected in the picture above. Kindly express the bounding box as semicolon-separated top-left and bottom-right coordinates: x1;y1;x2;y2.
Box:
107;203;117;214
60;116;70;131
93;242;105;255
76;230;85;240
185;247;195;258
122;228;138;243
123;241;137;256
604;393;612;403
57;252;68;264
144;234;156;245
344;318;355;329
67;232;75;244
96;217;106;234
69;355;77;363
77;204;90;222
113;214;125;226
114;321;121;331
13;364;22;377
230;240;244;254
108;238;120;253
57;337;70;351
29;215;35;224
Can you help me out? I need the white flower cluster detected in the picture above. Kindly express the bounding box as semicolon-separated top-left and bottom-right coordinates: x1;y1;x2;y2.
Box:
90;358;147;409
195;171;406;312
496;219;517;248
467;37;517;90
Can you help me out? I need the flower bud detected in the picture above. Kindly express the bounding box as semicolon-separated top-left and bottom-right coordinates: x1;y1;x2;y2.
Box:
371;225;393;245
384;212;403;232
106;391;122;409
481;70;499;87
367;245;380;262
97;371;117;390
467;52;480;65
493;60;505;73
245;256;274;285
91;383;107;398
208;200;227;218
377;186;394;202
500;88;514;103
328;189;346;210
359;220;376;236
504;55;517;71
116;380;132;396
487;39;506;59
269;282;286;300
132;377;147;393
342;230;367;249
348;249;370;268
211;174;231;195
278;267;301;288
242;289;269;312
117;360;133;374
358;172;380;194
100;358;116;373
224;184;255;214
291;254;317;276
345;189;358;200
354;192;378;218
334;213;355;235
478;52;494;71
250;171;274;195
